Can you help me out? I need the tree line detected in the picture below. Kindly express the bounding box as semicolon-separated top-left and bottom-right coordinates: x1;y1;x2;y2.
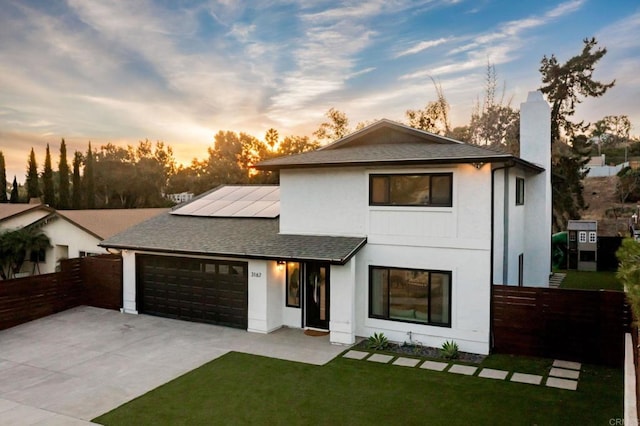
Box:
0;37;636;231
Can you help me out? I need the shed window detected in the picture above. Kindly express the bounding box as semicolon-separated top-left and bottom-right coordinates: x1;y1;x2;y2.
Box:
588;231;597;243
579;231;587;243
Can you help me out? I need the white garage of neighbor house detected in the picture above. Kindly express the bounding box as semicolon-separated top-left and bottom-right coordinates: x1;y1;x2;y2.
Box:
101;91;551;355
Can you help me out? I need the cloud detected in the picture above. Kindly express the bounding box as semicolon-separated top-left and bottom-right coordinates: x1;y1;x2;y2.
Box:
395;37;453;58
400;0;586;80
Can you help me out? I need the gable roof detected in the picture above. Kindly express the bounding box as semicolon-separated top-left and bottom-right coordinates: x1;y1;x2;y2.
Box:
100;214;366;265
256;119;543;172
59;208;170;239
0;203;53;223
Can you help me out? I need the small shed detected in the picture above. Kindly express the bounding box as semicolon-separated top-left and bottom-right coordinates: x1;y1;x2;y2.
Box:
567;220;598;271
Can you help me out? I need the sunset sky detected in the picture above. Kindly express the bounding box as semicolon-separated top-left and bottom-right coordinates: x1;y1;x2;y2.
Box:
1;0;638;182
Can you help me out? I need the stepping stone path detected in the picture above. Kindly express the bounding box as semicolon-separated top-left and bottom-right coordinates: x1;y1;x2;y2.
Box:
548;272;566;288
342;351;583;391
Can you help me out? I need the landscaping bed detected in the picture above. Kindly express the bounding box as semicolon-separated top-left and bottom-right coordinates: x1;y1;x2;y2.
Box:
351;339;486;364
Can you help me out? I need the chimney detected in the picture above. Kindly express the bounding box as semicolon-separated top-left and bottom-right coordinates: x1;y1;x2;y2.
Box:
520;90;552;286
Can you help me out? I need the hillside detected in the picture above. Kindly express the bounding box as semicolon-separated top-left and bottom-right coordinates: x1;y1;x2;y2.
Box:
580;176;635;236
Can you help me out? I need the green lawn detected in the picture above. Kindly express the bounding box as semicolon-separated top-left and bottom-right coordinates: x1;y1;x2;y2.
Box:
558;270;623;291
94;351;622;426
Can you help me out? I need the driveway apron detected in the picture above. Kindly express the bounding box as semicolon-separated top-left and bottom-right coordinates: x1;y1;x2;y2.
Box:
0;306;344;424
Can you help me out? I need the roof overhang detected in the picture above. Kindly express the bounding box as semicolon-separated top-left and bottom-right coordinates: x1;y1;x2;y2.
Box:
257;156;544;173
100;236;367;266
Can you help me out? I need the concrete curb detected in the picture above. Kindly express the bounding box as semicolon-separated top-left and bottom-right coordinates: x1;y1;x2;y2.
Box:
625;333;638;426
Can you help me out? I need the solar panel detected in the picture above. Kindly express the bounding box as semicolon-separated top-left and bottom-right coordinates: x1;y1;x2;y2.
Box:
171;186;280;218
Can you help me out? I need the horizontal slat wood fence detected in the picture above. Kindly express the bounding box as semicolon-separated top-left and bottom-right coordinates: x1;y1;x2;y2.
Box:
492;285;631;367
0;254;122;331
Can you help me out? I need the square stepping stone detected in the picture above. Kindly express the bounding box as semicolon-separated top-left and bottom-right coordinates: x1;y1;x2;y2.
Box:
420;360;449;371
549;367;580;380
393;357;420;367
448;364;477;375
342;350;369;360
478;368;509;380
367;353;394;363
553;360;581;370
546;377;578;391
510;373;543;385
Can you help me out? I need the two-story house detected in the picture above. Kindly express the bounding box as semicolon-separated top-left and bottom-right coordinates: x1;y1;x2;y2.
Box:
101;91;551;355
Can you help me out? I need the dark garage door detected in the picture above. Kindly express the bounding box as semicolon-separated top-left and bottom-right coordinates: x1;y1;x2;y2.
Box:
137;255;248;329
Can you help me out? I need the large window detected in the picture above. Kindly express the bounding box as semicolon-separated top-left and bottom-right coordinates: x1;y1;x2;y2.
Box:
369;266;451;327
369;173;452;207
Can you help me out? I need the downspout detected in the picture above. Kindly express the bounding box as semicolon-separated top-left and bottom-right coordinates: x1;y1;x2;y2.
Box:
490;161;514;353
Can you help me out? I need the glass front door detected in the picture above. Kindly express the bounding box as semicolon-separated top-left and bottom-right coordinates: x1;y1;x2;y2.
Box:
305;262;329;330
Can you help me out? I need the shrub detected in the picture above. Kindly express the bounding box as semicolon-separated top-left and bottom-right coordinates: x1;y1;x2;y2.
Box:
440;340;459;360
366;332;389;350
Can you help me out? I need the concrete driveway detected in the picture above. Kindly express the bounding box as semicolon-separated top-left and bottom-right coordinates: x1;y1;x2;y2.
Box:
0;306;346;425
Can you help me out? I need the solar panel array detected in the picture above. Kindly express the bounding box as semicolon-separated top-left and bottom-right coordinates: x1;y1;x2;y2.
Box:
170;186;280;218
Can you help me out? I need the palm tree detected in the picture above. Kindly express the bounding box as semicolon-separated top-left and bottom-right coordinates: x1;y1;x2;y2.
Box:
0;227;51;279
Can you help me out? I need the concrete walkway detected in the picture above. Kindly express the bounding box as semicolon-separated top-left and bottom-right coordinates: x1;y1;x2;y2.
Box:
343;350;582;390
0;306;344;425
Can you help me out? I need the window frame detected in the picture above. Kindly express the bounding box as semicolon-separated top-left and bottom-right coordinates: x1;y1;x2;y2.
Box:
588;231;597;243
369;173;453;207
515;177;525;205
368;265;452;327
578;231;587;243
285;262;301;308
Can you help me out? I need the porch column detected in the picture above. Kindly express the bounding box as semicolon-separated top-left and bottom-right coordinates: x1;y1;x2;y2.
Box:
329;256;356;344
121;250;138;314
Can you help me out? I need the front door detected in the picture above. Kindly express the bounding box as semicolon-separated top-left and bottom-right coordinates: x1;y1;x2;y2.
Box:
305;262;329;330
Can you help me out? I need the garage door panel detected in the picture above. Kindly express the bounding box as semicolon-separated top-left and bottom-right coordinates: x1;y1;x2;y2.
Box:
137;255;248;329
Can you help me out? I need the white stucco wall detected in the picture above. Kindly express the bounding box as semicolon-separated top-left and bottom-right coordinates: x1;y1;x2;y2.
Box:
493;168;528;286
279;168;366;236
329;259;357;345
355;243;491;355
121;250;137;314
18;216;105;275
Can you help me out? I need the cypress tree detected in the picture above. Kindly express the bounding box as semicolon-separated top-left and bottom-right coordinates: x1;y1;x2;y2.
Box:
43;144;55;206
58;139;70;209
84;142;95;208
10;176;19;203
72;151;82;209
26;148;40;200
0;151;7;202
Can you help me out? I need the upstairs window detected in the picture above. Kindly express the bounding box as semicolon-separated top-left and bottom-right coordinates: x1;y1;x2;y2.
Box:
515;178;525;205
369;173;452;207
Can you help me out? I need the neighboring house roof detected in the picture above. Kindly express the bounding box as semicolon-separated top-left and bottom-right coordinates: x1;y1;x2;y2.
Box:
256;119;543;172
100;214;366;265
0;204;53;223
59;208;170;239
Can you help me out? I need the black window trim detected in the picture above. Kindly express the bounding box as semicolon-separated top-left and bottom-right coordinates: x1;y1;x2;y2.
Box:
368;265;452;328
369;172;453;207
285;262;301;308
515;177;525;205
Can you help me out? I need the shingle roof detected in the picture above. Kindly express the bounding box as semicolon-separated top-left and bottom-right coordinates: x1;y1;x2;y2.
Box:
100;213;366;265
256;119;543;172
